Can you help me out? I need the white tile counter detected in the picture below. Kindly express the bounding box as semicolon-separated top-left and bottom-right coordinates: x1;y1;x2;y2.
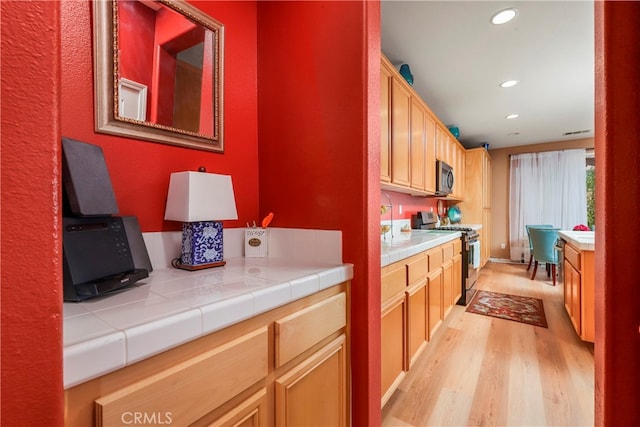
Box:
63;228;352;389
559;230;595;251
381;230;461;267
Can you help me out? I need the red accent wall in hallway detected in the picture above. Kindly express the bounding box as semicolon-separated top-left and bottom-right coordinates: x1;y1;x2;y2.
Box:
60;0;259;233
594;2;640;425
257;2;381;424
0;2;64;425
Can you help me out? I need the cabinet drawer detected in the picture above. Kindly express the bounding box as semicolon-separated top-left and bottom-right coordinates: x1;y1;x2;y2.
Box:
565;243;581;270
442;243;455;261
453;239;462;255
382;261;407;303
275;292;346;367
406;252;428;286
427;247;443;273
95;327;268;427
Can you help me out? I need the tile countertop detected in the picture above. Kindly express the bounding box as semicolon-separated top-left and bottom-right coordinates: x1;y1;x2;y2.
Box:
381;230;462;267
63;257;353;389
559;230;595;251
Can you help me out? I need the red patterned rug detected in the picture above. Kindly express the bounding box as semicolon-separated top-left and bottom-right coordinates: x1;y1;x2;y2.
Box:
466;290;548;328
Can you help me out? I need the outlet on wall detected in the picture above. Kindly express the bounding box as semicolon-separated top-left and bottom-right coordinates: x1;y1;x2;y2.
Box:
500;243;506;249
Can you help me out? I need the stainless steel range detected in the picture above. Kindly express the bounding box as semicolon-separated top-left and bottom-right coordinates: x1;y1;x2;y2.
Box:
411;212;481;305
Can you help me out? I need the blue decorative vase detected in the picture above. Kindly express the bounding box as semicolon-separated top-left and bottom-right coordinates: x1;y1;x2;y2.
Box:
181;221;224;266
448;126;460;139
399;64;414;86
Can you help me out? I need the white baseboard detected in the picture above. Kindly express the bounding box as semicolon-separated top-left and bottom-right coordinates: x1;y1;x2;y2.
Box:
488;257;525;264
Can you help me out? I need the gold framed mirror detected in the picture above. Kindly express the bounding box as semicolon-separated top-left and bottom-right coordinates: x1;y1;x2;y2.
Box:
94;0;224;152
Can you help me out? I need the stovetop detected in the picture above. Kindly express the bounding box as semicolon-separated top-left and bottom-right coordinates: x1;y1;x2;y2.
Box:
436;225;475;232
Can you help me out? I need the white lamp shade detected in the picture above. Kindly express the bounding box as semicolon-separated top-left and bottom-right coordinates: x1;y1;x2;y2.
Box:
164;171;238;222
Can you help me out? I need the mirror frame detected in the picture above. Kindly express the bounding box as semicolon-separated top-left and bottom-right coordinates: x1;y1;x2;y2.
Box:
93;0;224;152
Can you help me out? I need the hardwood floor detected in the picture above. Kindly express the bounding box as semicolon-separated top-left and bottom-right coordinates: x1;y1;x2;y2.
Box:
382;261;595;427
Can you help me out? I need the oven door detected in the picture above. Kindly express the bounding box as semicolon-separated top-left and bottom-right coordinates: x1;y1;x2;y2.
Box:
466;237;480;289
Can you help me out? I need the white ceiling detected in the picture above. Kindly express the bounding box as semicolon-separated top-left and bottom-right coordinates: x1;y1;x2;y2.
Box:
381;0;594;150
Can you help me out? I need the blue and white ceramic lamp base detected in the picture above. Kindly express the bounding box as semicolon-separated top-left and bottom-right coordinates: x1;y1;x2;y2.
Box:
176;221;226;270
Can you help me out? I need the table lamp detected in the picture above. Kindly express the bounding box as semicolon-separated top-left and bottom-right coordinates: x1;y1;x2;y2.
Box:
164;170;238;270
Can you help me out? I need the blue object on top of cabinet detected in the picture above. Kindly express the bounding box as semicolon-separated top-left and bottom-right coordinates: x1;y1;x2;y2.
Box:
399;64;414;85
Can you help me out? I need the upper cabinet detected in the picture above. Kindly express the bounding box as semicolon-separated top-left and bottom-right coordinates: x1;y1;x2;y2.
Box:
381;54;463;200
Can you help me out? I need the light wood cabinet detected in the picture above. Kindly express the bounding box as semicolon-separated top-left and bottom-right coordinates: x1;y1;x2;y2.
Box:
424;112;437;193
391;77;412;187
563;241;594;342
452;254;463;304
380;240;462;407
275;335;347;427
381;294;406;405
64;284;349;426
381;60;392;183
410;97;426;191
427;267;443;339
381;53;462;199
460;148;491;267
441;259;454;318
406;281;428;368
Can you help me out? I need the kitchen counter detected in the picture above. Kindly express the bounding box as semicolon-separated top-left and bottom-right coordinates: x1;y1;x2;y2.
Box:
63;256;352;389
559;230;595;251
381;230;461;267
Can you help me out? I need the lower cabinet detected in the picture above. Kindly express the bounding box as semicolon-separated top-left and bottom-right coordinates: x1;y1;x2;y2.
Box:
64;284;349;426
381;239;461;407
406;280;428;368
427;267;443;339
563;241;594;342
275;335;347;426
381;293;407;406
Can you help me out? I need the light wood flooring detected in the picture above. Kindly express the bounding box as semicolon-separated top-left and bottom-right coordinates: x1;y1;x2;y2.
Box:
382;261;595;427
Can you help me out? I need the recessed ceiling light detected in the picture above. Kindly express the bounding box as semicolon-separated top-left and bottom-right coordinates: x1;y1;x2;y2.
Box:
505;114;519;119
500;80;518;88
491;8;518;25
508;132;520;136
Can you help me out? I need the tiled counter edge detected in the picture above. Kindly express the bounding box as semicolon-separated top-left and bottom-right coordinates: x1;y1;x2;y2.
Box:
63;227;353;389
381;231;462;267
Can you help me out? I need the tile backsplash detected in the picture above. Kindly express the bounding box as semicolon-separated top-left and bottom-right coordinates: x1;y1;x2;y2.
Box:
143;227;343;270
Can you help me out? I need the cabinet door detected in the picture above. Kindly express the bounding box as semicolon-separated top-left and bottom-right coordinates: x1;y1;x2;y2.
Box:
410;98;426;191
452;254;462;304
406;281;428;368
391;78;411;187
442;260;454;317
424;112;437;193
482;152;491;209
570;263;582;334
381;61;392;183
427;269;443;339
481;208;491;267
381;296;406;406
563;259;573;317
275;335;347;427
206;389;268;427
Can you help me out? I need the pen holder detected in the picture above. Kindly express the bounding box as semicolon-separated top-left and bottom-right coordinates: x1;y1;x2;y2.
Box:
245;228;268;258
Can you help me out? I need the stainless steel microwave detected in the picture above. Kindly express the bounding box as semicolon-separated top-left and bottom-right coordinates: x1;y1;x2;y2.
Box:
436;160;454;195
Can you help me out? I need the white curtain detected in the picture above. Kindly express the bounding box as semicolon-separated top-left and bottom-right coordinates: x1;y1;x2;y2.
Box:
509;149;587;261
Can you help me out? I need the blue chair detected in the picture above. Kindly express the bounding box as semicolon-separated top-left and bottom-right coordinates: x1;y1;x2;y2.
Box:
529;228;561;286
525;224;554;271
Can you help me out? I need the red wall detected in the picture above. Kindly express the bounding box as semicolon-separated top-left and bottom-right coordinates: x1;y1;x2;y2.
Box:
381;190;439;222
60;0;259;233
0;2;64;425
256;2;381;424
594;2;640;425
